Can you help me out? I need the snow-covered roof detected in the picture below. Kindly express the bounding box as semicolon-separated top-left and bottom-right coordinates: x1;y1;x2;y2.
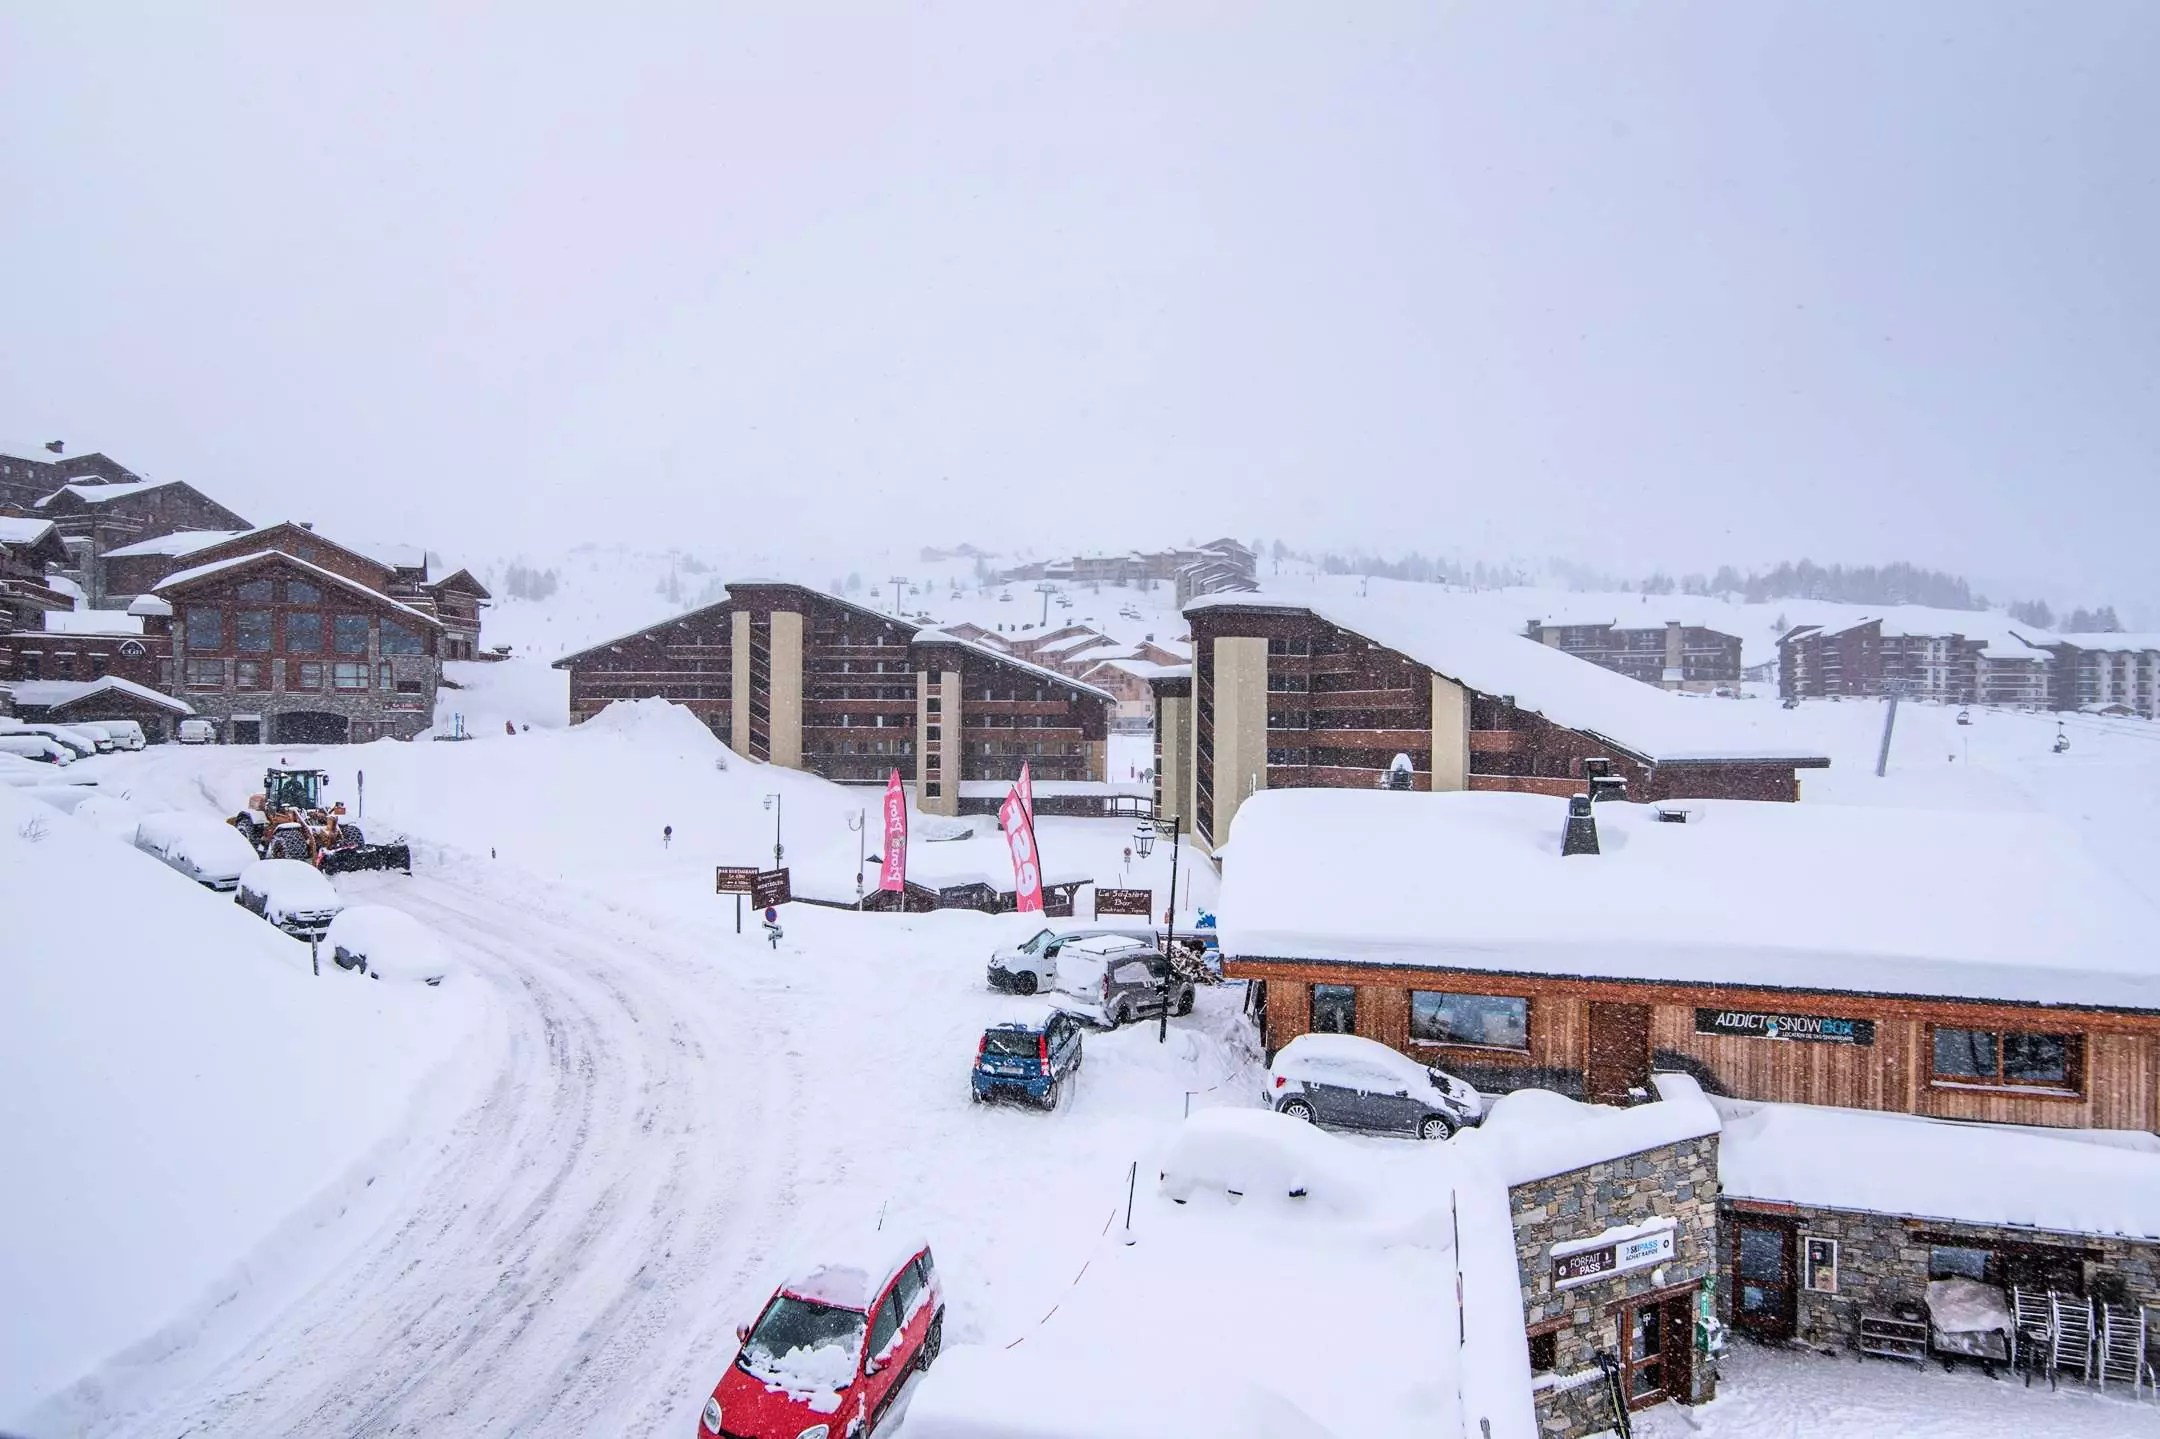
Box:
911;627;1117;702
780;1227;929;1311
1188;582;1827;765
1707;1086;2160;1241
155;550;443;628
1217;789;2160;1012
0;440;63;464
2044;632;2160;654
0;516;59;547
43;608;144;635
1094;657;1188;683
127;593;173;618
1466;1076;1720;1188
33;479;173;508
352;539;428;572
7;677;192;715
100;529;245;559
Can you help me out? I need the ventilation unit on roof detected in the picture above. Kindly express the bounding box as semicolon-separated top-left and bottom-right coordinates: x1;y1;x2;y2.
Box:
1561;793;1599;856
1653;806;1695;824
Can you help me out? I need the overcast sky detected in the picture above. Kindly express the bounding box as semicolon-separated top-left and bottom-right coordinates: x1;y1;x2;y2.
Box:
4;3;2155;608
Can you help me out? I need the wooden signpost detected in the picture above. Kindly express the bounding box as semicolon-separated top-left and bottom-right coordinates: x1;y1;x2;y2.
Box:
1094;887;1153;918
716;865;759;933
752;867;792;909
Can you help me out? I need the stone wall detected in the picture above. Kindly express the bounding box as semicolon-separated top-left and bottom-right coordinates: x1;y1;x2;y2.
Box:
1721;1200;2160;1352
1514;1133;1720;1439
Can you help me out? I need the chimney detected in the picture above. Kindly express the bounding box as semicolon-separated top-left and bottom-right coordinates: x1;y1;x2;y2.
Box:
44;440;63;455
1562;793;1599;856
1663;620;1684;688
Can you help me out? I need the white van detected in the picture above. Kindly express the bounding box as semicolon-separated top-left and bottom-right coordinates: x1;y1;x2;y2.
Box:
176;717;218;745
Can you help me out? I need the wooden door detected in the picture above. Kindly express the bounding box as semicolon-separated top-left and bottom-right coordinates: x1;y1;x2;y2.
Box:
1586;1002;1651;1102
1732;1218;1798;1340
1620;1292;1694;1409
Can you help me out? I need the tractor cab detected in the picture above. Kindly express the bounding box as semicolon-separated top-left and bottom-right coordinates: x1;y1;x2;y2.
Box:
264;767;334;816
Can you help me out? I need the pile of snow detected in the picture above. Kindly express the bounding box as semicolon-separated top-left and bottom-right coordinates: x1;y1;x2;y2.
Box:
324;903;458;983
1710;1089;2160;1240
0;784;481;1422
1467;1079;1719;1187
1218;789;2160;1010
1157;1107;1382;1213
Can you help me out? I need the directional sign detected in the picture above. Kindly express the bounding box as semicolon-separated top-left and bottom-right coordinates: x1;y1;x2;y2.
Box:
752;867;792;908
715;865;759;895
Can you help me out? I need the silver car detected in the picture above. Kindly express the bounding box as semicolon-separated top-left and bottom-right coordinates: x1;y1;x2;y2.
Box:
986;925;1158;994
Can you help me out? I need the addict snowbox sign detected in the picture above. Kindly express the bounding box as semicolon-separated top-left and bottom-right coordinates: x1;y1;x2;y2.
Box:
1696;1008;1875;1046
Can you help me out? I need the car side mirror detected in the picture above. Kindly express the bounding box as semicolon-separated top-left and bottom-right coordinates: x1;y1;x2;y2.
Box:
735;1323;750;1344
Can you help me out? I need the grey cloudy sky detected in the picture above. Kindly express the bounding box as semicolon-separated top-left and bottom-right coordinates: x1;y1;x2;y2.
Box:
4;3;2155;607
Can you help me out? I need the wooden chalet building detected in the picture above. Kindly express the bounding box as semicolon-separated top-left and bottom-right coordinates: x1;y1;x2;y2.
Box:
1523;618;1742;691
0;441;141;510
1220;788;2160;1133
553;583;1113;815
1158;586;1828;852
31;478;251;605
155;549;443;743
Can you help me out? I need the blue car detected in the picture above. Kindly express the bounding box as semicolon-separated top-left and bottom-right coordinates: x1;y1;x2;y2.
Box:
971;1003;1085;1109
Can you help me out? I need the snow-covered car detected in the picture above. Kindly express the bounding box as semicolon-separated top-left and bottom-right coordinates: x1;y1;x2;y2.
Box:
1053;934;1194;1026
7;722;108;757
86;718;148;750
1159;1107;1380;1211
134;811;262;890
234;858;345;939
0;733;74;766
176;717;217;745
70;793;145;839
986;924;1156;994
1266;1033;1482;1140
324;904;455;984
700;1231;945;1439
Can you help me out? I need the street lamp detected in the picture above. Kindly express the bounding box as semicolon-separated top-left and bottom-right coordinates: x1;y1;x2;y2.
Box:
846;808;867;910
1140;815;1181;1044
762;793;784;870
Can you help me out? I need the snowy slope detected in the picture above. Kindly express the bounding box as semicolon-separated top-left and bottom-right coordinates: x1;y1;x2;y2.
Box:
0;785;484;1423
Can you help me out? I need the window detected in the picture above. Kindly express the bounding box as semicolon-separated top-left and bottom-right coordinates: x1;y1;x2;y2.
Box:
1410;992;1529;1050
334;614;370;655
186;606;223;650
924;781;941;799
185;657;224;689
926;724;941;742
380;618;425;655
236;578;274;603
236;610;272;652
894;1253;927;1321
287;579;321;604
235;659;263;690
867;1287;901;1360
1527;1329;1559;1375
1931;1027;2079;1090
20;652;39;680
91;653;109;678
333;661;369;690
284;611;323;653
378;661;393;691
1930;1246;1994;1283
1311;983;1357;1035
295;661;323;690
926;697;940;715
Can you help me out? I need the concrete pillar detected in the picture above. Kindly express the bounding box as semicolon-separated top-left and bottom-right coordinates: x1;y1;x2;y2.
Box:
730;609;751;755
915;668;962;817
1156;693;1190;833
1084;738;1106;783
770;609;804;769
938;669;963;816
1663;620;1684;690
1211;636;1268;843
1430;674;1468;791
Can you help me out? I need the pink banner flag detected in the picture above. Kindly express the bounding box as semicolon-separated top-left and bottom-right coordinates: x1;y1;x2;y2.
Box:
1000;783;1044;914
879;770;909;892
1017;760;1036;822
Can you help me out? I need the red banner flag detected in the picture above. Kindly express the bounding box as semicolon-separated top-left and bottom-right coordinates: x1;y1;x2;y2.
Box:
879;770;909;892
1017;760;1036;821
1000;783;1044;913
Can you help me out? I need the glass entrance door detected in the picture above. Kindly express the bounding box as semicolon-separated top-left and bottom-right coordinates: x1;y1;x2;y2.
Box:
1734;1218;1798;1340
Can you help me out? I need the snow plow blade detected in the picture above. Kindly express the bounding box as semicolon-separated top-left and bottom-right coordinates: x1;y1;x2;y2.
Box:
321;843;413;876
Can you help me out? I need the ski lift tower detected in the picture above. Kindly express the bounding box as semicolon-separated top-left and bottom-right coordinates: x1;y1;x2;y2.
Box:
1035;581;1059;627
1875;677;1913;778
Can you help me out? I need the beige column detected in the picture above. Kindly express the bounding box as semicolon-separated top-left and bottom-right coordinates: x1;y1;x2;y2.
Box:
914;670;932;796
935;669;963;816
769;609;804;769
730;609;752;755
1211;636;1269;842
1084;738;1107;783
1430;674;1469;791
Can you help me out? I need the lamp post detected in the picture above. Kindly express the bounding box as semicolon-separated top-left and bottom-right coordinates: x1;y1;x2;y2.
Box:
1135;817;1181;1044
847;808;866;910
763;793;784;870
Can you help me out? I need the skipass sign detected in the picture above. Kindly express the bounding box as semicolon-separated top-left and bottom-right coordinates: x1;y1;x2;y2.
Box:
878;770;908;893
999;761;1044;914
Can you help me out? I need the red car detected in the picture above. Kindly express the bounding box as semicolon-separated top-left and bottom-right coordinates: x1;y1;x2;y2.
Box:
699;1232;945;1439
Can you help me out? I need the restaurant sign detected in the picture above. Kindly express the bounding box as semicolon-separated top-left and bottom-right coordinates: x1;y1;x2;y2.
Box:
1696;1008;1875;1046
1553;1222;1676;1289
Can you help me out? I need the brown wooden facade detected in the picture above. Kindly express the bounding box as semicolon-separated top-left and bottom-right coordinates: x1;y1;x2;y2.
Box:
1242;957;2160;1132
556;583;1112;806
33;480;252;605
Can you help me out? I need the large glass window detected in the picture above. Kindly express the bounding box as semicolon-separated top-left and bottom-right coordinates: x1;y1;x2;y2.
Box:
236;578;274;603
379;618;425;655
185;606;223;651
1311;983;1357;1035
287;579;322;604
1410;992;1529;1050
284;611;323;653
184;657;224;688
1932;1027;2077;1089
295;661;323;690
334;614;370;655
236;610;272;652
1930;1246;1994;1282
332;661;369;690
235;659;264;690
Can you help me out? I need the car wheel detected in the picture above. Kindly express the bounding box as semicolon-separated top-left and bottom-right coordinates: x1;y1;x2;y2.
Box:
1176;988;1194;1017
271;830;308;860
1015;972;1038;995
1042;1076;1063;1111
1419;1113;1458;1141
1280;1098;1316;1124
1107;999;1126;1027
919;1312;944;1369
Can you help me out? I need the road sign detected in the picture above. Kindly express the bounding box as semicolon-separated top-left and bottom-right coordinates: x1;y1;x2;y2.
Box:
715;865;759;895
752;867;792;908
764;906;778;924
1095;887;1153;916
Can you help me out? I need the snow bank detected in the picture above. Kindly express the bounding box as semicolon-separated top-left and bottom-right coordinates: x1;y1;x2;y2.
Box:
1467;1079;1719;1187
0;784;481;1422
323;903;459;983
1219;789;2160;1011
1711;1091;2160;1239
1157;1107;1383;1213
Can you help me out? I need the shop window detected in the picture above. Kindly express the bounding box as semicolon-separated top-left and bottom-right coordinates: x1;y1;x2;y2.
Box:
236;578;274;603
1929;1246;1994;1283
1930;1027;2080;1091
333;614;370;655
186;606;223;651
1410;992;1529;1050
1311;983;1357;1035
236;610;273;652
285;611;323;653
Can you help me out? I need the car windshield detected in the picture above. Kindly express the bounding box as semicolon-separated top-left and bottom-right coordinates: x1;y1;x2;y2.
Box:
738;1295;866;1379
1018;929;1055;954
983;1028;1040;1058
